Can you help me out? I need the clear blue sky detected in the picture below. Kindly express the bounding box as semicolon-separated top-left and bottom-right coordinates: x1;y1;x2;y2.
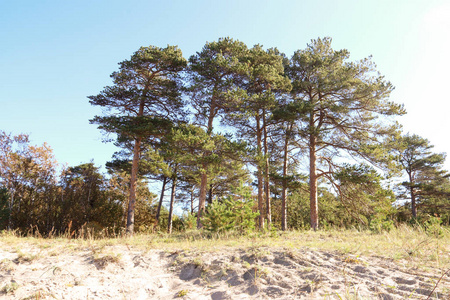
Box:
1;0;449;170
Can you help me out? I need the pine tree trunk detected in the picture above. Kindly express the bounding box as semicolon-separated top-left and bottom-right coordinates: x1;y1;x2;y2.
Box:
281;124;290;231
8;192;13;230
126;97;145;235
256;115;265;229
190;186;194;214
197;170;208;228
411;186;417;218
208;184;213;205
168;174;177;234
197;98;216;228
155;176;167;226
86;181;92;223
281;180;287;231
309;131;318;231
126;136;141;235
263;109;271;229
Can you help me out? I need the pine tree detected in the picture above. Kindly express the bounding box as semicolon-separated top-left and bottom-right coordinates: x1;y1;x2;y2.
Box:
187;37;248;227
287;37;404;230
271;100;307;230
226;45;291;229
333;164;396;228
394;134;448;218
89;45;186;234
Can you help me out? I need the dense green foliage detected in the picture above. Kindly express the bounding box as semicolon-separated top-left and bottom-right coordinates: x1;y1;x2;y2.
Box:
1;37;449;235
393;134;449;218
202;197;259;234
0;187;9;230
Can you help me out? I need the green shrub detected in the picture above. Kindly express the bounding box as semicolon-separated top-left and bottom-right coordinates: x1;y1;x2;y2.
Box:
182;213;197;230
424;215;444;237
0;188;10;230
369;217;394;233
202;197;259;234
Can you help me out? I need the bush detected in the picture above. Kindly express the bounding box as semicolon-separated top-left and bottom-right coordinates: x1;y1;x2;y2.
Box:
369;217;394;233
182;213;197;230
408;215;445;238
202;197;259;234
0;188;10;230
424;215;444;237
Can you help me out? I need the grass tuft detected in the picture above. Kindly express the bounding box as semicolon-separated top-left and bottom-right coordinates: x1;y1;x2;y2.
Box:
0;259;15;272
176;289;189;297
15;250;39;263
1;281;19;294
92;252;122;269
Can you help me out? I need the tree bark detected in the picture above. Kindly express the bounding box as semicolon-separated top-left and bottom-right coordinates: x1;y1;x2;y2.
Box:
256;115;265;229
281;124;291;231
197;169;208;228
126;98;145;235
309;122;319;231
410;186;417;218
168;174;177;234
262;109;271;229
8;192;13;230
407;171;417;218
126;136;141;235
197;95;216;228
155;176;167;226
190;186;194;214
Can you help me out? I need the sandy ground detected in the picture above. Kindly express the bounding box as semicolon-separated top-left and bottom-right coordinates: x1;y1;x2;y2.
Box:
0;243;449;299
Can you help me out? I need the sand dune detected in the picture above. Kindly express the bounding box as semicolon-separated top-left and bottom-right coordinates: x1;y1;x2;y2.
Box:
1;243;449;299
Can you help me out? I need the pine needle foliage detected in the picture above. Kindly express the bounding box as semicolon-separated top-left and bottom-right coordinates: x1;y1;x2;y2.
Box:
202;197;259;234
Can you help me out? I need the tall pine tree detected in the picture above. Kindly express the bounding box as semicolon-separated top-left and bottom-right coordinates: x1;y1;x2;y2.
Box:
287;37;404;230
227;45;291;228
187;37;248;227
89;45;186;234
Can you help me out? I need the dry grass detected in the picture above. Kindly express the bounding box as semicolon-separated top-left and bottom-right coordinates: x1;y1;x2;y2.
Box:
92;252;122;269
0;258;15;272
1;281;19;295
1;224;449;271
1;226;449;299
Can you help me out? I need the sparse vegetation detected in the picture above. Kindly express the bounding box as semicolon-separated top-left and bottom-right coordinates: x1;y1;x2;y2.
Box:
176;289;189;297
0;258;15;272
1;281;19;294
1;225;448;270
0;226;448;299
92;252;122;269
15;250;39;263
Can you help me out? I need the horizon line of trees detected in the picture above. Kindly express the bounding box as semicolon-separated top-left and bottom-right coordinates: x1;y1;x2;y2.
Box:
1;37;449;235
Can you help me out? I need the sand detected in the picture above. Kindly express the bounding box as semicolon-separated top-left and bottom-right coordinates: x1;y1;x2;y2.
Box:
1;243;449;299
